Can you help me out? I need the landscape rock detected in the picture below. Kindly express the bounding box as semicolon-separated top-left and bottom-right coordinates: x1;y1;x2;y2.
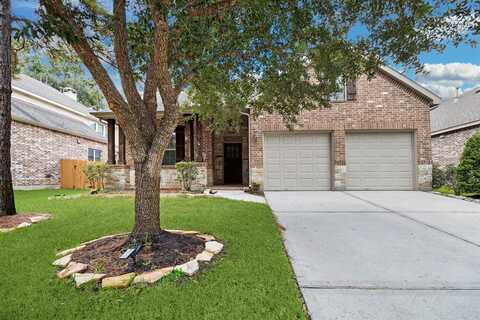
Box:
17;222;32;229
197;234;215;241
133;267;173;284
174;259;199;276
0;228;14;233
102;272;136;288
57;262;88;279
56;244;86;257
165;229;200;235
30;215;50;223
205;241;223;254
52;254;72;267
195;250;214;262
73;273;106;287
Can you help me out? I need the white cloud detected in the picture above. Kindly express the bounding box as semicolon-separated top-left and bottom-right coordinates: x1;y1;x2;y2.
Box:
416;63;480;99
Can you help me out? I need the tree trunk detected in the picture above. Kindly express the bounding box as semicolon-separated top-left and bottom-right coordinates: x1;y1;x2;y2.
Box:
0;0;16;216
130;158;162;242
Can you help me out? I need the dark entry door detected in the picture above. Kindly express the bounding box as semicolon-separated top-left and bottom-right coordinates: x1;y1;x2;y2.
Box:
224;143;242;184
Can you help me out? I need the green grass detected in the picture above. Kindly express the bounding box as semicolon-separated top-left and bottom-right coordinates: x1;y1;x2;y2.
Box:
0;190;307;320
434;185;455;195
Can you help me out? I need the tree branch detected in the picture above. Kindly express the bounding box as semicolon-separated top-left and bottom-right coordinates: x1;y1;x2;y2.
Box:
112;0;143;108
41;0;150;158
188;0;238;18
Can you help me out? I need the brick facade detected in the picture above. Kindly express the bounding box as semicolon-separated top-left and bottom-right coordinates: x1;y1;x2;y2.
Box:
12;120;107;189
249;71;433;190
432;126;480;168
105;70;434;191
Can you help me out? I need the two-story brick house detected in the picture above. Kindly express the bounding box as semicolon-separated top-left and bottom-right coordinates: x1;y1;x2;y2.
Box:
93;65;439;191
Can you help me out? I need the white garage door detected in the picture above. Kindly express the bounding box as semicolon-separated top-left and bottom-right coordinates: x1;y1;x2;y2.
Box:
346;132;414;190
264;132;331;190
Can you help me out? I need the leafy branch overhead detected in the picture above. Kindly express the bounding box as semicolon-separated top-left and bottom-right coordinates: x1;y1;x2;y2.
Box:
23;1;465;130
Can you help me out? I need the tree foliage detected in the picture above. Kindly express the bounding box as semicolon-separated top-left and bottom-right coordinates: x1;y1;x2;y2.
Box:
456;133;480;194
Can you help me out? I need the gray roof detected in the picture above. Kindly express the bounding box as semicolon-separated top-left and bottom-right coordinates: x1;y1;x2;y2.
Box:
12;97;106;143
431;88;480;135
12;74;97;119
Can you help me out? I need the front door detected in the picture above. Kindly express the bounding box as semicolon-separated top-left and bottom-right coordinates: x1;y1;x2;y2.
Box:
224;143;242;184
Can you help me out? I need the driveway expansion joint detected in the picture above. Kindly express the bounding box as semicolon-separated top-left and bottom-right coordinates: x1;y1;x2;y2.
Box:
343;192;480;249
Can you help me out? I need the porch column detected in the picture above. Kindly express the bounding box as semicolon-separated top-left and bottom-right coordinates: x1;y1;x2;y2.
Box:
107;119;116;164
118;127;126;165
193;117;202;162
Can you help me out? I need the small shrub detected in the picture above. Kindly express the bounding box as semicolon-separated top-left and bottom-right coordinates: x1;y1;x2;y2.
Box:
432;165;446;189
456;133;480;194
83;161;108;192
175;161;199;192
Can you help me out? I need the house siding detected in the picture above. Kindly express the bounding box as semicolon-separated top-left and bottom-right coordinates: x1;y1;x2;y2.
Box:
432;125;480;168
11;120;107;189
250;71;433;190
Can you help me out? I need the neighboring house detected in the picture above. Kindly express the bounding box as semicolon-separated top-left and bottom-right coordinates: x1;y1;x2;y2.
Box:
431;88;480;168
93;65;440;192
11;74;107;189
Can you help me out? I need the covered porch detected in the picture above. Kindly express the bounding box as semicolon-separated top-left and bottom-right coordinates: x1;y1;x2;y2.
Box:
91;110;249;191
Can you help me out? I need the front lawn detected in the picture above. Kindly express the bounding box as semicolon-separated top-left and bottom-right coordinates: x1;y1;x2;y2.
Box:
0;190;307;320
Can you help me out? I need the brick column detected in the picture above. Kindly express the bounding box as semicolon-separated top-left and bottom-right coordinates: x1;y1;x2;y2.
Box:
333;129;346;190
107;119;116;164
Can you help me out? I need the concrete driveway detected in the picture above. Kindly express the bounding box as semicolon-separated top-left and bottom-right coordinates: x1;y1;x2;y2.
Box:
265;191;480;320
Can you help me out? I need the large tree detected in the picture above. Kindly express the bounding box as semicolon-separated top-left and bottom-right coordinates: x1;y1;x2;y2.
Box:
0;0;16;216
30;0;461;243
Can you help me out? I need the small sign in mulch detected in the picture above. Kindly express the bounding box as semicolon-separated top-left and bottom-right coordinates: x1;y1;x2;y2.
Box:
0;213;51;232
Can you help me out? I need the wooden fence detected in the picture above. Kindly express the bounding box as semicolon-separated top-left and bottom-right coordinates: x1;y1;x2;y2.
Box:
60;159;88;189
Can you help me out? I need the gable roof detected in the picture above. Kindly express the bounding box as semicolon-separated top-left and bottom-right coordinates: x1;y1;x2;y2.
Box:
12;74;98;120
12;97;106;143
431;87;480;135
379;65;441;105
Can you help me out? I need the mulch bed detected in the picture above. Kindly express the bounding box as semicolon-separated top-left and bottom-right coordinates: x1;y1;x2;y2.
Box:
72;232;206;277
0;213;51;229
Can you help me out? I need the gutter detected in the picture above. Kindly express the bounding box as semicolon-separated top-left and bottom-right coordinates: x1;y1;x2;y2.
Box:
431;120;480;137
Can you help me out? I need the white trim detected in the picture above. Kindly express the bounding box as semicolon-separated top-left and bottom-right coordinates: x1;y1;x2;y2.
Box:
379;65;441;105
431;120;480;136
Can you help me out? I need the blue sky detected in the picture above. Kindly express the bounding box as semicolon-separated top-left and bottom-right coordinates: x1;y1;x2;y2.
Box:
12;0;480;99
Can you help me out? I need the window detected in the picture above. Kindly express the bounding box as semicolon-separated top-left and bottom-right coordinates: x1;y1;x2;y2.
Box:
88;148;102;161
162;133;176;165
330;79;347;102
92;122;106;137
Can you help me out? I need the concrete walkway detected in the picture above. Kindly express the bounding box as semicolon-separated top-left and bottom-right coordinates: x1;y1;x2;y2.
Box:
266;191;480;320
209;190;266;204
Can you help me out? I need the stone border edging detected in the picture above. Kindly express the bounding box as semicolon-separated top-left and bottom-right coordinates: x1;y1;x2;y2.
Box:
0;213;51;233
53;230;224;289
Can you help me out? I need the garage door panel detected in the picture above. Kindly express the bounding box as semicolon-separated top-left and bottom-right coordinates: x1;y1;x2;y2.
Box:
264;133;331;191
346;132;414;190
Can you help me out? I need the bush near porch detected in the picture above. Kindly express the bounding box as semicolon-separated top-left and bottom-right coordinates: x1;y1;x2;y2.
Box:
0;190;307;320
